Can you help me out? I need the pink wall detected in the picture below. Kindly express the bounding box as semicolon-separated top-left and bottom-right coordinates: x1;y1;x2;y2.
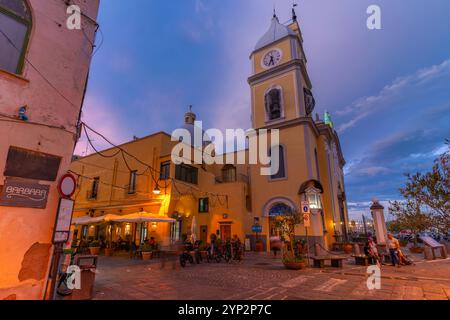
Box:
0;0;100;300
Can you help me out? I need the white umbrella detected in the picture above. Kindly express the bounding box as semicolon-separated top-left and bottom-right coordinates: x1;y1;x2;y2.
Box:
191;216;197;242
111;212;176;223
72;214;120;225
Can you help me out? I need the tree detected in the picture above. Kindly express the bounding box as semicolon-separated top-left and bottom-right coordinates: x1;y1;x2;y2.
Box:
273;208;305;262
399;143;449;234
388;199;433;244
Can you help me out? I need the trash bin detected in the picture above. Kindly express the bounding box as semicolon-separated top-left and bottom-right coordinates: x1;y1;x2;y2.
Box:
69;255;98;300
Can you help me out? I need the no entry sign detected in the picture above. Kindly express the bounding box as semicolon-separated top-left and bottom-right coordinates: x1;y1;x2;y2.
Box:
58;173;77;198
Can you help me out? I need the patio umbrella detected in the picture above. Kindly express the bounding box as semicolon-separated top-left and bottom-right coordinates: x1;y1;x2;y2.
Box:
111;212;176;223
111;212;176;258
191;216;197;243
72;214;121;226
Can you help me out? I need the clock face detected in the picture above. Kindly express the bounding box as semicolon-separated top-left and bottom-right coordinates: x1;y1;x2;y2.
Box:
262;49;282;68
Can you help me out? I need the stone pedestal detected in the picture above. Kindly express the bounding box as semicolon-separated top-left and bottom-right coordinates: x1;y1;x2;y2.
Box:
370;200;388;245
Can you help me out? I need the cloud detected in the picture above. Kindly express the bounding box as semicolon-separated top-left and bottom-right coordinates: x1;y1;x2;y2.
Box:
74;93;129;156
337;59;450;133
180;0;215;43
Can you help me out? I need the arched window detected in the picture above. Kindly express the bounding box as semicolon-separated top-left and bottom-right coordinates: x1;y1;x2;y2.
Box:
270;145;286;180
265;87;283;121
222;164;236;183
269;203;293;217
0;0;32;74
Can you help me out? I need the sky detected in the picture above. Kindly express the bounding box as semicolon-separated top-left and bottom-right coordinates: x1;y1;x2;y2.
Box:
75;0;450;219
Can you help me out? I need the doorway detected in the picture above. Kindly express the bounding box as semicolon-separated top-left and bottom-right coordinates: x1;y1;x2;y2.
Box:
220;224;231;241
200;225;208;244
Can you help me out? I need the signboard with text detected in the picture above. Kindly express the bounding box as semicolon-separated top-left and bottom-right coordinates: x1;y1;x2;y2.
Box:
0;178;50;209
252;224;263;233
301;201;311;228
52;198;75;243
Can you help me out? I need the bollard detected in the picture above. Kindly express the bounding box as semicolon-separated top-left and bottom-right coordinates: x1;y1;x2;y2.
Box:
423;246;433;260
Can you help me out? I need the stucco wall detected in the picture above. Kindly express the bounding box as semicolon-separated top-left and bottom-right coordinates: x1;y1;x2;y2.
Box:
0;0;99;300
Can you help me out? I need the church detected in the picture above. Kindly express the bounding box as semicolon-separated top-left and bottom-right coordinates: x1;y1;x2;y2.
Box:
70;11;348;251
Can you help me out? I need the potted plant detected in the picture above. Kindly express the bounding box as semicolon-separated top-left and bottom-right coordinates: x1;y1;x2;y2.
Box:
283;251;306;270
272;208;307;270
343;242;354;254
89;240;100;255
141;244;153;260
104;241;113;257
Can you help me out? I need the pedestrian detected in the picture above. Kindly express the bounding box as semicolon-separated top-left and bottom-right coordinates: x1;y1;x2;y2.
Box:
270;235;282;257
387;233;401;267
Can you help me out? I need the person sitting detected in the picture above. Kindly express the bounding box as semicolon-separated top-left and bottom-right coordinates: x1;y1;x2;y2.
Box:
366;238;382;267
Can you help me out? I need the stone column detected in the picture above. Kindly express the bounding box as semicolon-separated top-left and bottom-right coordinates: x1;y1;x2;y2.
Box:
370;200;388;245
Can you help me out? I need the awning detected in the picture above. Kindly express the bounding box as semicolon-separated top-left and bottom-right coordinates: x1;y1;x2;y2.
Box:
72;214;121;226
111;212;176;223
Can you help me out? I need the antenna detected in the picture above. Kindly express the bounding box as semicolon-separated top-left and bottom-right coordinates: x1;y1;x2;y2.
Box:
292;1;298;22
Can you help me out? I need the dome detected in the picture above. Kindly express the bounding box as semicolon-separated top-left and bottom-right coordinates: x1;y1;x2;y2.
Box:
254;15;296;51
180;106;211;148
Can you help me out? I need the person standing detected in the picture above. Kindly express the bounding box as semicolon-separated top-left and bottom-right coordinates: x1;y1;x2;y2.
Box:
387;233;401;267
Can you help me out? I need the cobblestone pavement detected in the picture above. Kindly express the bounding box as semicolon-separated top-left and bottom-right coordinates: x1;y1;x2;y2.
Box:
91;253;450;300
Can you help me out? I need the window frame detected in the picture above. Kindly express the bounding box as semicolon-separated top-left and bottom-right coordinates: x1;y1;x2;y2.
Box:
175;164;198;185
90;177;99;199
128;170;137;194
159;161;171;180
198;197;209;213
269;144;287;181
264;85;285;123
0;0;32;75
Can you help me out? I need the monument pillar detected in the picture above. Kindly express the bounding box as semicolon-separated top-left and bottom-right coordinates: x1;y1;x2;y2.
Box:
370;200;388;245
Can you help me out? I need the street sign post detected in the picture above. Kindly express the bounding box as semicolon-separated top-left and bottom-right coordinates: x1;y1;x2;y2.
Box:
301;201;311;228
301;201;311;266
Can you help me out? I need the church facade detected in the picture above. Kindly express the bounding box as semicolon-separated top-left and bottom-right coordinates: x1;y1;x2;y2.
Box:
70;13;348;250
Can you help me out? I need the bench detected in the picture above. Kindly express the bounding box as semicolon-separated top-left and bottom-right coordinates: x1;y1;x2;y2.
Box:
310;255;345;268
352;255;370;266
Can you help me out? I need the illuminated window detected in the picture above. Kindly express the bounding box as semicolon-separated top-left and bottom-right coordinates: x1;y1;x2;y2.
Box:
0;0;32;74
124;224;131;236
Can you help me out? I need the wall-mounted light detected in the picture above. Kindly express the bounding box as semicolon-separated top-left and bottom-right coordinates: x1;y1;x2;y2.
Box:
153;185;161;195
151;222;157;231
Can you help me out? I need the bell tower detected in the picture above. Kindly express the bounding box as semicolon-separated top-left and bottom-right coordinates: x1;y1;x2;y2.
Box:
248;12;315;130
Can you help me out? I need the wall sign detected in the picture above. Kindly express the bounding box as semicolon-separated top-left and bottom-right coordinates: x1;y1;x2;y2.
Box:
4;146;61;181
52;198;75;243
0;178;50;209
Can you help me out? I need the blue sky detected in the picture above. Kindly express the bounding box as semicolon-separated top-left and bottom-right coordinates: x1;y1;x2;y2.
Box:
76;0;450;219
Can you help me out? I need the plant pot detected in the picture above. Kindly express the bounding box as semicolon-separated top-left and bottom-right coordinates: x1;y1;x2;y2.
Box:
142;252;153;261
104;248;113;257
343;244;353;254
283;261;306;270
409;246;424;254
255;242;264;252
89;247;100;255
